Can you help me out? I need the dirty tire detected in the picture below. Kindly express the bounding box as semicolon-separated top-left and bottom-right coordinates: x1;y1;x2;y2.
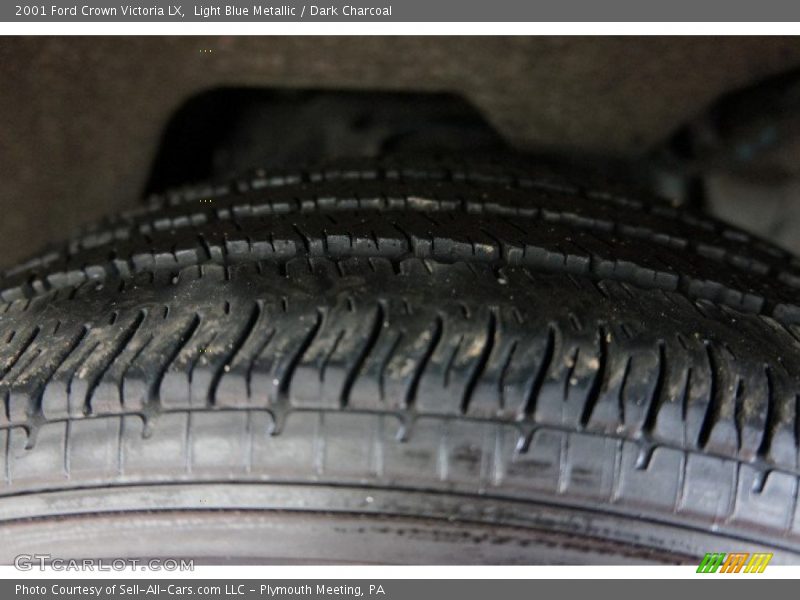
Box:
1;160;800;564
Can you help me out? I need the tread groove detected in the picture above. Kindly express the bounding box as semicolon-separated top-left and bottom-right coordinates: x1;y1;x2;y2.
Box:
86;310;147;414
404;315;444;412
208;301;261;407
340;302;385;409
523;325;556;419
461;309;497;414
642;341;667;437
151;314;202;408
698;344;722;450
275;310;323;426
580;326;609;427
0;326;41;382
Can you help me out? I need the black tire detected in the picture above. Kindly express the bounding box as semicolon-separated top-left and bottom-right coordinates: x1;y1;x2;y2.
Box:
1;160;800;564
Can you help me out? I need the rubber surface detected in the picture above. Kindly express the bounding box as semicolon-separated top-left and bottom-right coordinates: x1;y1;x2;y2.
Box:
1;160;800;561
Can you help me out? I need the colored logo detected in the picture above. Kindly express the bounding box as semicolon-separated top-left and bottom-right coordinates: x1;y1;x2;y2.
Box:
696;552;773;573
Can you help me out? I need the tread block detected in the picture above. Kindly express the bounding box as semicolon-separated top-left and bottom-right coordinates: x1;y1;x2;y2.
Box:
678;453;736;523
67;417;121;476
615;443;682;511
731;466;796;532
188;411;250;472
120;413;188;477
560;433;619;501
8;422;66;484
505;428;564;492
